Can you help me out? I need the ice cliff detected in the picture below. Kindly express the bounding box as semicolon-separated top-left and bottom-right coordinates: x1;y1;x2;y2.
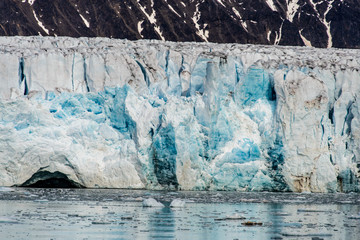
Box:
0;36;359;192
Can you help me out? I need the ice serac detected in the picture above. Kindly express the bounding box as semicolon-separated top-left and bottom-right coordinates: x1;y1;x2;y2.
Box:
0;37;359;192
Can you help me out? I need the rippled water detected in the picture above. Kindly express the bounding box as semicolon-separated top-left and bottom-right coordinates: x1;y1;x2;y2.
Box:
0;188;359;239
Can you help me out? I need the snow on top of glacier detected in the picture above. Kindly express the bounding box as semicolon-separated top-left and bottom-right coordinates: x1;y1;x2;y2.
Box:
0;36;359;72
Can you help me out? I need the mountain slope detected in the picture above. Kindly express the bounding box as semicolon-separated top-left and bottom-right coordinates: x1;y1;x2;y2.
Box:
1;0;360;48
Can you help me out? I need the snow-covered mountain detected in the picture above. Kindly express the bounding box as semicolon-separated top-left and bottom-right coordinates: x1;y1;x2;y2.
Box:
1;0;360;48
0;36;359;192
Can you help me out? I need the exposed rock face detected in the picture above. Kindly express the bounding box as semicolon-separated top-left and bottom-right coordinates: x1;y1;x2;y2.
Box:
0;36;359;192
1;0;360;48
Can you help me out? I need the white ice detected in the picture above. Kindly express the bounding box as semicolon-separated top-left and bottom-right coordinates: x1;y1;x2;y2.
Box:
142;198;165;207
0;36;359;192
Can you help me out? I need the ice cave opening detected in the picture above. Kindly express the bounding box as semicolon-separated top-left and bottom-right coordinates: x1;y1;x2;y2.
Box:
20;171;84;188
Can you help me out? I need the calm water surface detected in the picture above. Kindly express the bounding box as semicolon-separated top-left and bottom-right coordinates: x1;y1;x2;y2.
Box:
0;188;359;240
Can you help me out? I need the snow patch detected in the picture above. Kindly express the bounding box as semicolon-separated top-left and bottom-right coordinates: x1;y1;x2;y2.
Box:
323;0;334;48
22;0;35;5
137;20;144;37
168;4;182;18
232;7;247;31
137;0;165;41
274;22;283;45
79;14;90;28
286;0;300;23
308;0;334;48
216;0;226;8
192;3;209;42
32;10;49;35
267;30;271;42
299;30;312;47
266;0;277;12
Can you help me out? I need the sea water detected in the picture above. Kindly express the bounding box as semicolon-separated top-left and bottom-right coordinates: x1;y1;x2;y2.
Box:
0;188;359;239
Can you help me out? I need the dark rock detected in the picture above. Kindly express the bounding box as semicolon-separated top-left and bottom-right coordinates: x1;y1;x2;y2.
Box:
0;0;359;48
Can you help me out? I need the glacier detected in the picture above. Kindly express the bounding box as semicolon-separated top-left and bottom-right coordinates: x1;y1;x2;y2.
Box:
0;36;359;192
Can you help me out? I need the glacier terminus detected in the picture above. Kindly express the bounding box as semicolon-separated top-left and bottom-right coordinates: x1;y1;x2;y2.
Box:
0;36;359;193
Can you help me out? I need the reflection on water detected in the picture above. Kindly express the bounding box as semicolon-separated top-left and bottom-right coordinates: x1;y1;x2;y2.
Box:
0;188;359;239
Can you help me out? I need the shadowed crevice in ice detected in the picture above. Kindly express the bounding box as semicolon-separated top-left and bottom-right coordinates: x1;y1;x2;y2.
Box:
152;124;178;189
20;171;84;188
18;57;29;95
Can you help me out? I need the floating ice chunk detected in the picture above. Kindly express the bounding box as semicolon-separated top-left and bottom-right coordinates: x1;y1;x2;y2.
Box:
0;217;20;224
0;187;15;192
170;199;186;208
91;221;111;225
215;213;246;221
142;198;165;207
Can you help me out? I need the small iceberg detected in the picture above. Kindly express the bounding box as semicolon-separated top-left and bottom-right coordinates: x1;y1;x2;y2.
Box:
0;187;15;192
0;217;20;224
170;199;186;208
215;213;246;221
142;198;165;207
